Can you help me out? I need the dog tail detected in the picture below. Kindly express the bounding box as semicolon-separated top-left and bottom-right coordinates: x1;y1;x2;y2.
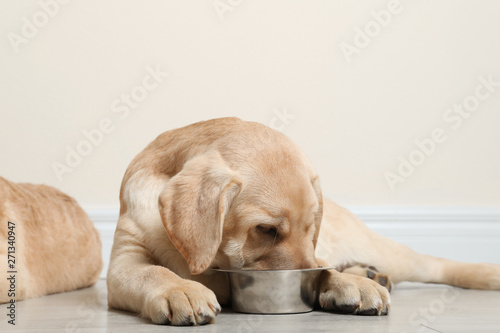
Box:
317;199;500;290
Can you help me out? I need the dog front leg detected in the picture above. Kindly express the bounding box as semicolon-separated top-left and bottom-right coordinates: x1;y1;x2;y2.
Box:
316;258;391;315
107;225;221;326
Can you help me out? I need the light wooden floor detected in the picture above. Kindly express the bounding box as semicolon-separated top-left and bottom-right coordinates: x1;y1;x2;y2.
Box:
3;279;500;332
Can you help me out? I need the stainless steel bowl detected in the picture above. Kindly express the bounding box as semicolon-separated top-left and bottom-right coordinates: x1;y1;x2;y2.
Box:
215;267;333;314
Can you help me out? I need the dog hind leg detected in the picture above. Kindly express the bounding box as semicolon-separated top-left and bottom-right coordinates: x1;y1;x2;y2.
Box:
318;199;500;290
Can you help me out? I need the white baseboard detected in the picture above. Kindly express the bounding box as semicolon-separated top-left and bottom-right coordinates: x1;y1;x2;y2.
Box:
88;206;500;278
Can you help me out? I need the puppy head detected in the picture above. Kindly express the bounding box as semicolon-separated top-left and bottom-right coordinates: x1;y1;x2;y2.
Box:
217;144;323;271
159;140;322;274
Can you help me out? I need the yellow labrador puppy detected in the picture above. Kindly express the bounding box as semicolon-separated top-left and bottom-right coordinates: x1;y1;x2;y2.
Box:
107;117;500;325
0;177;102;303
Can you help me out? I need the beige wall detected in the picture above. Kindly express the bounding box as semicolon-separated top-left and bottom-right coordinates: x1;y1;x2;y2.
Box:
1;0;499;209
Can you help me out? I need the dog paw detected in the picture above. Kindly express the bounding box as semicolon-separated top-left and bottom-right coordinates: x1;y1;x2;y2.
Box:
142;279;221;326
342;264;393;292
318;270;390;316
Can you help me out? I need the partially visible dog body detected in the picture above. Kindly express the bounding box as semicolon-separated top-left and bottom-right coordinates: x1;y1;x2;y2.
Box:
0;177;102;303
107;117;500;325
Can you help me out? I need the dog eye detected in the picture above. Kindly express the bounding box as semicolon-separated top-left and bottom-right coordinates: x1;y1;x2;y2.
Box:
256;225;278;238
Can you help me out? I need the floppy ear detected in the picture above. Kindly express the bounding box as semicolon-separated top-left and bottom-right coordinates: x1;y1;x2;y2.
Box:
159;150;242;275
311;176;323;248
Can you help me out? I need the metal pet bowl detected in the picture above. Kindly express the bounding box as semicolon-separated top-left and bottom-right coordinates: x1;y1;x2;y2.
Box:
215;267;332;314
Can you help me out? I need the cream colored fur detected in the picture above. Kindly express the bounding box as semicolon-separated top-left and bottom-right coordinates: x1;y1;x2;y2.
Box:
107;117;500;326
0;177;102;303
